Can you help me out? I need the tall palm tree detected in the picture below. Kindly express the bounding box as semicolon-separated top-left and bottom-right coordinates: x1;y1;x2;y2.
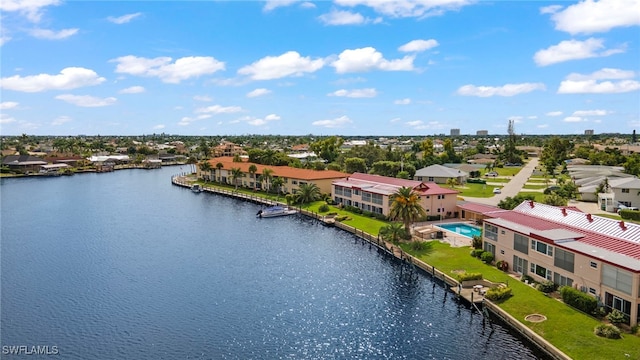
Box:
215;162;223;183
248;164;258;190
271;177;284;200
230;167;243;190
389;186;426;234
262;168;274;193
379;222;405;244
295;183;321;204
445;177;458;189
199;161;212;182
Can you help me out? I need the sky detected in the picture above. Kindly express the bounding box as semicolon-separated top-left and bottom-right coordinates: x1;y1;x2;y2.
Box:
0;0;639;137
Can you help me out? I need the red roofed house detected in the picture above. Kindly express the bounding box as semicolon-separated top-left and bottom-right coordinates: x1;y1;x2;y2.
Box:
331;172;458;218
482;200;640;326
201;157;348;194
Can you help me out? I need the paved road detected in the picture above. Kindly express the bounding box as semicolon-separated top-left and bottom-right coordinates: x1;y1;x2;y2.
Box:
464;158;539;207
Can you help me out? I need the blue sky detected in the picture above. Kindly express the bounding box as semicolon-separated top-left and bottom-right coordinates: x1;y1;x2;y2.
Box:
1;0;639;136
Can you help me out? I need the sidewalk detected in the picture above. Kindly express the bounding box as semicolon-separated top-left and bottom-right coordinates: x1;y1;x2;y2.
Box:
464;158;539;207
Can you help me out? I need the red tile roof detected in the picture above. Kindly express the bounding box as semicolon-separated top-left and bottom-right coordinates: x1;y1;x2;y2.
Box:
341;173;458;195
207;157;348;180
458;202;506;215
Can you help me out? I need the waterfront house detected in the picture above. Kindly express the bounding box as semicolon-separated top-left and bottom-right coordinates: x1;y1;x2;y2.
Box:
212;142;246;158
1;155;48;173
481;201;640;326
414;164;468;184
201;157;348;194
331;173;458;218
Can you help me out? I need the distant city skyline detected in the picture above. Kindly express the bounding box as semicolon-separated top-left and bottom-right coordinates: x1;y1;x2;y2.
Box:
0;0;639;136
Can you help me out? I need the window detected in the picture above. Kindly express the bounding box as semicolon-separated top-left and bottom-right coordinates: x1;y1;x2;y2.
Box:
622;188;630;193
589;288;597;295
513;233;529;254
531;263;552;280
484;242;495;256
437;194;445;200
605;292;631;318
371;193;383;205
343;188;352;198
590;261;598;269
362;192;371;202
353;189;360;195
335;186;343;196
553;273;573;287
292;180;298;185
531;240;553;256
428;177;434;182
554;248;575;273
485;224;498;241
513;255;527;274
602;264;633;295
500;250;505;255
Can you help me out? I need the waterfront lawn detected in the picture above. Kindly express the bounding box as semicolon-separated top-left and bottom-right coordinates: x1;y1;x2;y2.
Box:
304;202;388;236
454;183;498;198
401;241;640;360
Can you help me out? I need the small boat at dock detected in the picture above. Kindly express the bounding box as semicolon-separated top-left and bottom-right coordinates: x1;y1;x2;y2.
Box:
256;205;297;218
191;184;203;193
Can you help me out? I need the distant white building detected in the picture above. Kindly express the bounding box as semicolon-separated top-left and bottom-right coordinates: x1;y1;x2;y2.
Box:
450;128;460;136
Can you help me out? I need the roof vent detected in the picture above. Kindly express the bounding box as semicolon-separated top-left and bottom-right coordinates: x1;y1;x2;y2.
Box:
619;221;627;230
529;200;534;208
586;214;593;222
561;208;567;216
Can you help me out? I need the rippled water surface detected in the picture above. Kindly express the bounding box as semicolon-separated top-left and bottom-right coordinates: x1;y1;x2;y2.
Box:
1;167;546;359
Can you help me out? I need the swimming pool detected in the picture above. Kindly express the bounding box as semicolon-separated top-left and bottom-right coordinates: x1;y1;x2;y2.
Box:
436;223;482;238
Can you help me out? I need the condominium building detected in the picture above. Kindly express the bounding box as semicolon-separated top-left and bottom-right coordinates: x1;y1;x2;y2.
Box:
480;201;640;326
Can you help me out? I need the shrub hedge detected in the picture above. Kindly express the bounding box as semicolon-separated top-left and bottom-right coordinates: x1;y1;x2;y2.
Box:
536;280;558;294
470;249;484;258
485;287;512;301
480;251;494;263
619;209;640;221
594;324;621;339
457;272;483;281
560;286;598;314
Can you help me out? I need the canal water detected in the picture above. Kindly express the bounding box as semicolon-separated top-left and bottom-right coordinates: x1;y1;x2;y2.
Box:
1;167;546;359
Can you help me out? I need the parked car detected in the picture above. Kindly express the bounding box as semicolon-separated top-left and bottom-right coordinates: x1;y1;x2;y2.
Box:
492;187;501;194
617;205;639;214
485;171;498;177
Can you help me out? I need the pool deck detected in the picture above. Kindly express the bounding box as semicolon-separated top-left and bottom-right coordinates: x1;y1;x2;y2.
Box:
412;221;475;247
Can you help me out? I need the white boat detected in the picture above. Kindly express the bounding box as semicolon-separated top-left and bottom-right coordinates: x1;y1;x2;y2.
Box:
256;206;297;218
191;184;203;193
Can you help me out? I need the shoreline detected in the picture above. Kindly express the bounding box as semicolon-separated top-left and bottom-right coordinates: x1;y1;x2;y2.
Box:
171;174;570;360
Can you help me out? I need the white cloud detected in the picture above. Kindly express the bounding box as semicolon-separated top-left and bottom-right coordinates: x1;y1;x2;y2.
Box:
119;86;145;94
300;2;316;9
537;124;550;129
398;39;439;53
394;98;411;105
248;113;281;126
112;55;225;83
558;80;640;94
533;38;625;66
328;88;377;98
0;0;61;23
312;115;352;128
0;67;105;92
263;0;299;11
334;0;474;18
573;109;610;116
563;116;586;122
29;28;78;40
528;116;538;120
107;12;142;24
153;124;165;130
51;115;71;125
390;117;401;123
566;68;636;81
247;88;272;98
549;0;640;34
508;116;523;123
332;47;414;73
55;94;117;107
539;5;563;14
319;10;366;25
0;101;19;110
405;120;446;130
238;51;324;80
457;83;546;97
0;113;17;124
1;33;11;46
546;111;563;116
195;105;243;114
193;95;212;102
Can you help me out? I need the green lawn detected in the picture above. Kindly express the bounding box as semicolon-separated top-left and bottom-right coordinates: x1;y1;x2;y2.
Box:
495;166;522;176
484;177;511;183
454;183;500;198
517;191;546;202
400;241;640;360
305;202;388;236
522;184;547;190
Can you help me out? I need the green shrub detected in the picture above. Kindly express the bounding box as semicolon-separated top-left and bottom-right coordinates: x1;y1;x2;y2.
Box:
467;178;487;184
318;204;330;213
335;215;349;222
457;272;483;281
560;286;598;314
485;287;512;301
472;235;483;249
606;309;627;324
536;280;558;293
631;324;640;336
327;212;337;216
470;249;484;258
619;209;640;221
411;241;428;251
521;274;534;284
594;324;621;339
480;251;494;263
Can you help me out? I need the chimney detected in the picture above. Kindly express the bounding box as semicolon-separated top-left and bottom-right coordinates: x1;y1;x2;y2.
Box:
586;214;593;222
561;208;567;216
529;200;534;208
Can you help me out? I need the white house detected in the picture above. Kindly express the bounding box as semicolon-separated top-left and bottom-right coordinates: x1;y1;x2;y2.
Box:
414;164;468;185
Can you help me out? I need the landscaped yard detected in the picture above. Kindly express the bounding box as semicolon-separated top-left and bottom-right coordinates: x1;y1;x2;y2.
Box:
522;184;547;190
400;241;640;360
453;183;499;198
494;166;523;176
517;191;546;202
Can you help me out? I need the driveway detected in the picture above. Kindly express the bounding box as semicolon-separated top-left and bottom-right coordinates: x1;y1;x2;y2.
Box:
464;158;539;207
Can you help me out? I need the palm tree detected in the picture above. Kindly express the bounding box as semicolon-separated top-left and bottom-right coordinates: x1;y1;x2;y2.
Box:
271;177;284;200
230;167;243;190
262;168;274;193
389;186;426;234
215;162;223;183
446;177;458;189
199;161;212;182
295;183;321;204
248;164;258;190
379;222;405;244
